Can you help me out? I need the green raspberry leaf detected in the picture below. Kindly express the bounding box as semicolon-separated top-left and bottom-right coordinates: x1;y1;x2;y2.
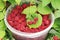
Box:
15;0;21;5
51;0;60;9
26;14;33;20
52;18;60;33
7;0;16;5
0;20;6;31
3;0;7;2
3;8;6;15
0;30;5;38
54;10;60;19
49;29;60;38
54;18;60;26
0;20;6;39
38;4;51;15
42;0;51;7
0;12;5;20
0;0;5;11
0;8;6;20
28;14;42;28
22;6;37;15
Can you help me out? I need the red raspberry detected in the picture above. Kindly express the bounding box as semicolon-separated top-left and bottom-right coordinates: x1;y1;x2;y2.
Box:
21;21;27;26
20;25;26;31
41;22;45;26
21;14;26;17
44;20;50;25
13;21;18;26
42;15;49;19
10;13;16;18
12;9;17;13
53;36;58;40
25;27;31;33
39;26;45;30
15;24;21;30
18;7;23;13
43;15;47;19
33;28;39;33
15;16;20;21
14;10;19;15
30;29;35;33
43;18;47;22
33;20;36;24
21;18;25;22
17;14;21;17
16;5;21;10
8;21;14;26
7;15;12;21
11;18;15;22
28;21;33;25
18;20;22;23
22;4;27;9
34;17;38;21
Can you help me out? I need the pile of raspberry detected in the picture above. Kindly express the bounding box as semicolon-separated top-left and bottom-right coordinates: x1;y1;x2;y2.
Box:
7;4;51;33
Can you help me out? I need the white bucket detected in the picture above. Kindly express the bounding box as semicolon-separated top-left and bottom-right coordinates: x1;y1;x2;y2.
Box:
4;5;55;40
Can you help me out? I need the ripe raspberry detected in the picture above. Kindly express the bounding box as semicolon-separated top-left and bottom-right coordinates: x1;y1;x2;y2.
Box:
7;15;12;21
16;5;21;10
21;21;27;26
18;20;22;23
33;20;36;24
20;25;26;31
53;36;58;40
15;16;20;21
42;15;49;19
34;17;38;21
15;24;21;30
22;4;27;9
25;27;31;33
18;7;23;13
28;21;33;25
44;20;50;25
39;26;45;30
8;21;14;26
11;13;16;18
33;28;39;32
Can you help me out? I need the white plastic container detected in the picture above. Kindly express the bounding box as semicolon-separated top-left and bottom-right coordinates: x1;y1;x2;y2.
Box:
4;4;55;40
